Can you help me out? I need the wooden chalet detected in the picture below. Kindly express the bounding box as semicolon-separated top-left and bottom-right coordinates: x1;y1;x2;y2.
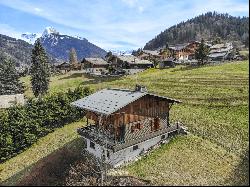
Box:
71;85;185;167
55;62;71;73
82;58;109;74
168;41;201;61
159;57;176;69
137;50;161;61
117;55;153;68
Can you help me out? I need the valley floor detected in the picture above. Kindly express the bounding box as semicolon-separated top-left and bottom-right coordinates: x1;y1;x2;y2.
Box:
1;61;248;185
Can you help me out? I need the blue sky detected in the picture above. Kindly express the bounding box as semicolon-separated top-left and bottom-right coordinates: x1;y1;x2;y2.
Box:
0;0;249;51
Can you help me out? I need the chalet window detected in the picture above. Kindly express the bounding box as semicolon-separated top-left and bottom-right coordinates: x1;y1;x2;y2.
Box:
107;151;110;159
131;123;143;133
90;141;95;149
133;145;139;151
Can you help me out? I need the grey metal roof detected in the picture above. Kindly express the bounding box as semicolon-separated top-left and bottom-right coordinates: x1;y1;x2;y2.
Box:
208;52;227;58
84;58;108;65
71;88;181;115
142;50;160;56
118;55;153;65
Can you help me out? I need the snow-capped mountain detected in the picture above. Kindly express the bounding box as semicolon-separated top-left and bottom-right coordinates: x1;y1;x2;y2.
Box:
109;49;133;56
39;27;106;60
42;27;59;37
19;26;107;61
21;33;41;44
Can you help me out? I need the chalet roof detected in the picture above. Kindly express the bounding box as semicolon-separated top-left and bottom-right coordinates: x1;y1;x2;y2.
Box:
169;43;189;51
162;57;176;62
118;55;153;65
210;43;226;49
84;58;108;65
55;61;70;67
208;52;227;58
142;50;160;56
71;88;181;115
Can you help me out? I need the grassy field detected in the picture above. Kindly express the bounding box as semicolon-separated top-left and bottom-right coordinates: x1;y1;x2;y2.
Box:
4;60;249;185
0;120;86;185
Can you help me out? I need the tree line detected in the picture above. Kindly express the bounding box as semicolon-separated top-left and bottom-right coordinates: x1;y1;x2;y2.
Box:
144;11;249;50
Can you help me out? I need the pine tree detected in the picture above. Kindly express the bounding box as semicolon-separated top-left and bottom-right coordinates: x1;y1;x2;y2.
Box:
195;39;209;65
30;39;50;97
0;56;24;95
69;48;78;69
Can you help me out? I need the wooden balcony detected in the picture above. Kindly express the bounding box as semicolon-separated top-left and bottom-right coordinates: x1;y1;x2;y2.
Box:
77;122;183;152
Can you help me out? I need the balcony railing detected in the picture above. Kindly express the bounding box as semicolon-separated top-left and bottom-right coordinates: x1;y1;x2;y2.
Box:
77;122;182;152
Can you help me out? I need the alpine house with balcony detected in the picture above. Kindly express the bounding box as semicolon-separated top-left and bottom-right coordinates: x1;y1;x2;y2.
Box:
71;85;185;167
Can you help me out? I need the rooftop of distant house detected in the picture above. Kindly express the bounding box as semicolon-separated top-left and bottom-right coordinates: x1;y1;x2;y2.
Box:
118;55;153;64
83;58;108;65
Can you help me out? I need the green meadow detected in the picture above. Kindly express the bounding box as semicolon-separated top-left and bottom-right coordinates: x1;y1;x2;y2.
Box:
1;61;248;185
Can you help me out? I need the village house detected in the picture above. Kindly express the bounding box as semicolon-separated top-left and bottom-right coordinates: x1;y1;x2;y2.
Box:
137;50;162;62
208;43;233;61
168;41;201;61
159;57;176;69
82;58;109;75
116;55;153;74
71;85;185;167
55;61;71;73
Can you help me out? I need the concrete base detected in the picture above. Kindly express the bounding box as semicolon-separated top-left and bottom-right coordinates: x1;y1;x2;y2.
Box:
84;132;172;168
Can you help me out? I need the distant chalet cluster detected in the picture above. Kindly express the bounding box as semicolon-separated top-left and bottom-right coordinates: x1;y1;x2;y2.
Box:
56;41;244;76
54;40;243;76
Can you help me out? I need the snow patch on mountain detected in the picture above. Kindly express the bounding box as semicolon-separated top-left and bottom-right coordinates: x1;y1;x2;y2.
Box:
42;27;59;37
21;32;41;44
109;49;133;56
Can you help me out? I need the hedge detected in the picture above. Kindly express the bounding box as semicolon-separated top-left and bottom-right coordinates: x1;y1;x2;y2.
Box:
0;86;92;163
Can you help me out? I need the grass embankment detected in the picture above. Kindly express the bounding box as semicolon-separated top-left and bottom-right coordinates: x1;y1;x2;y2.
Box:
0;120;85;185
5;61;249;185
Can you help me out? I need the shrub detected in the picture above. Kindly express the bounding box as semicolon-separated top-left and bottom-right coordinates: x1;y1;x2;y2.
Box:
0;86;92;163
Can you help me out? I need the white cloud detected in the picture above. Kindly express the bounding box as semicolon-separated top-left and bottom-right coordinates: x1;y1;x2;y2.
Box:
0;24;22;39
34;7;43;12
138;6;144;13
0;0;248;50
121;0;138;7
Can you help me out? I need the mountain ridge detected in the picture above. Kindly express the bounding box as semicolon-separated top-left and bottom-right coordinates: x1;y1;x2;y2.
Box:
0;27;107;67
144;12;249;50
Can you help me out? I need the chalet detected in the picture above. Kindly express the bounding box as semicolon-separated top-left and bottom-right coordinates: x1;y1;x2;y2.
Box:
55;62;71;73
208;43;233;61
116;55;153;74
82;58;109;75
168;41;201;61
168;43;189;61
71;85;185;167
185;41;201;60
137;50;161;61
159;57;176;69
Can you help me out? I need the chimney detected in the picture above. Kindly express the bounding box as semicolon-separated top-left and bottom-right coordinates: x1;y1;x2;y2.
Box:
135;84;147;92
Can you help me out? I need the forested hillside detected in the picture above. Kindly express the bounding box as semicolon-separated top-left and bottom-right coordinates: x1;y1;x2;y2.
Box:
0;34;33;67
0;34;59;67
144;12;249;50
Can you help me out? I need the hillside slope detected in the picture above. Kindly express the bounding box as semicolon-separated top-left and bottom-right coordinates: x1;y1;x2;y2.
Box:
3;61;248;185
144;12;249;50
0;34;33;66
0;34;59;66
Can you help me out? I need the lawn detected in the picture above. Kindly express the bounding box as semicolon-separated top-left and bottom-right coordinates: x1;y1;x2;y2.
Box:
9;60;249;185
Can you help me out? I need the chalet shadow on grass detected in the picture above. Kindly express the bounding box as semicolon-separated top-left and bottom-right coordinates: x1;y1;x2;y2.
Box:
71;85;187;167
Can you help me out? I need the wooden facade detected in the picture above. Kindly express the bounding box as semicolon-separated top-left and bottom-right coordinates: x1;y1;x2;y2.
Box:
85;94;171;143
